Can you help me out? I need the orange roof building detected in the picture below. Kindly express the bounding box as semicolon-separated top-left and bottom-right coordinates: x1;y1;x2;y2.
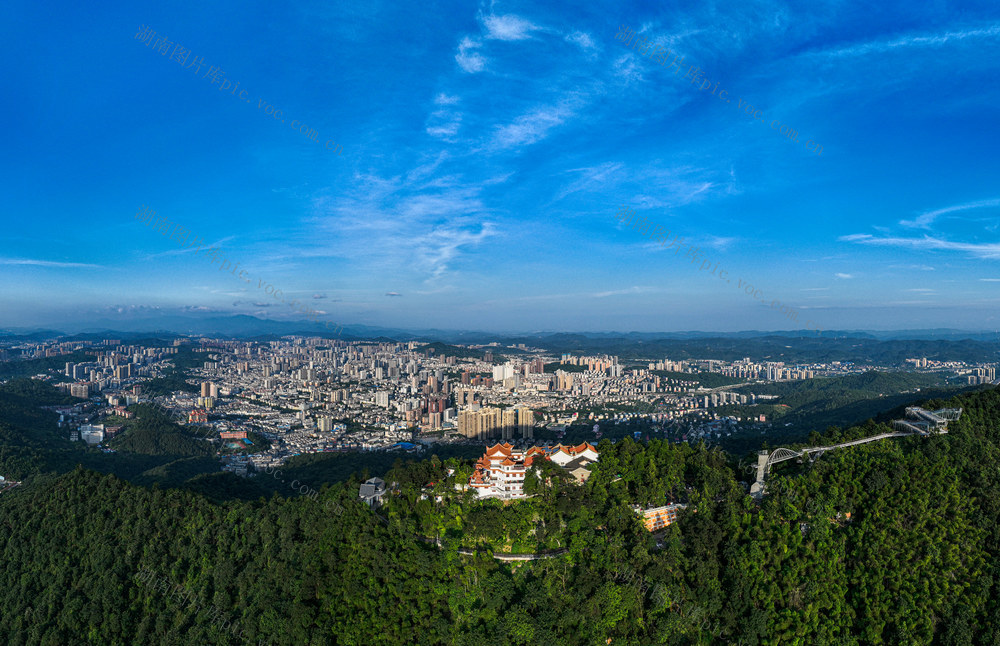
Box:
469;442;599;499
549;442;599;466
634;503;688;531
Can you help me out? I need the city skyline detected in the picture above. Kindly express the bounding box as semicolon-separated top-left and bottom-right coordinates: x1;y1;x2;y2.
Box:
2;0;999;333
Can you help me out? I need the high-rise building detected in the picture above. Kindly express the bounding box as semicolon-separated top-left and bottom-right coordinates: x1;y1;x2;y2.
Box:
501;409;518;440
458;405;533;440
458;406;499;440
458;409;479;439
492;363;515;382
517;406;534;439
502;374;522;391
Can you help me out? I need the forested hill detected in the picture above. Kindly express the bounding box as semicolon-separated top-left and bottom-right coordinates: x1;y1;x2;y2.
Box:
1;387;1000;644
723;369;973;447
533;334;1000;363
0;381;224;487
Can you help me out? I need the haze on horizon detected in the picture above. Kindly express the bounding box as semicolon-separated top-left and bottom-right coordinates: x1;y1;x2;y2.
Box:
1;0;998;334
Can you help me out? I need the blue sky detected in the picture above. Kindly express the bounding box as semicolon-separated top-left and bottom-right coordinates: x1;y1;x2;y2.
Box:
1;0;998;334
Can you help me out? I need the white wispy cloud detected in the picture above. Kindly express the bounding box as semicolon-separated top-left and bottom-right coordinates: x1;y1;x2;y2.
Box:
900;197;1000;229
412;285;457;296
309;178;498;282
490;102;575;149
554;162;623;201
426;113;462;139
840;233;1000;259
104;304;161;314
981;278;1000;282
481;14;540;41
835;273;854;279
889;264;935;271
413;220;495;280
427;94;463;140
0;257;103;268
700;236;737;251
812;23;1000;59
566;31;595;50
456;37;486;73
591;286;648;298
611;53;647;83
195;286;246;298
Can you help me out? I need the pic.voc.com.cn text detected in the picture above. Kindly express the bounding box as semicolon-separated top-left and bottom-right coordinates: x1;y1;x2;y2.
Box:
615;204;823;335
615;25;823;157
134;25;343;155
135;205;344;335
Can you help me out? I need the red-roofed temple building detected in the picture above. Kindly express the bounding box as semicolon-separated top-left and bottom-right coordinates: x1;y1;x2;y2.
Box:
469;442;599;500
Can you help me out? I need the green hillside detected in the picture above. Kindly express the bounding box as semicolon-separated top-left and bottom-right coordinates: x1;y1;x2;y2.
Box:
724;370;973;444
0;380;221;486
1;384;1000;643
0;351;96;380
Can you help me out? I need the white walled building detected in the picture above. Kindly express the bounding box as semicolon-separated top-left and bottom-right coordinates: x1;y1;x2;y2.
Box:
469;442;599;499
79;424;105;445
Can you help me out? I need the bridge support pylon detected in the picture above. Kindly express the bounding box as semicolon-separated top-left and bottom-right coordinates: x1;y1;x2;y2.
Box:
750;450;768;499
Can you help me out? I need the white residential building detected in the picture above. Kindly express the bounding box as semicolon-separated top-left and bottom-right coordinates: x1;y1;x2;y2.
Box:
79;424;105;445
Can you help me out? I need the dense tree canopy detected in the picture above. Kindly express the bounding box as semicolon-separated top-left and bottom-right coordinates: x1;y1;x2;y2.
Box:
2;381;1000;644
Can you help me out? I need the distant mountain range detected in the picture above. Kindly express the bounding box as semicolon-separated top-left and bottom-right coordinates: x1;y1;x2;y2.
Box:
1;314;999;345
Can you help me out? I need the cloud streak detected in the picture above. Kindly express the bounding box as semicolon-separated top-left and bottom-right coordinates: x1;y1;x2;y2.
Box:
0;257;103;269
812;23;1000;59
481;14;540;41
900;198;1000;229
456;37;486;73
840;234;1000;259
